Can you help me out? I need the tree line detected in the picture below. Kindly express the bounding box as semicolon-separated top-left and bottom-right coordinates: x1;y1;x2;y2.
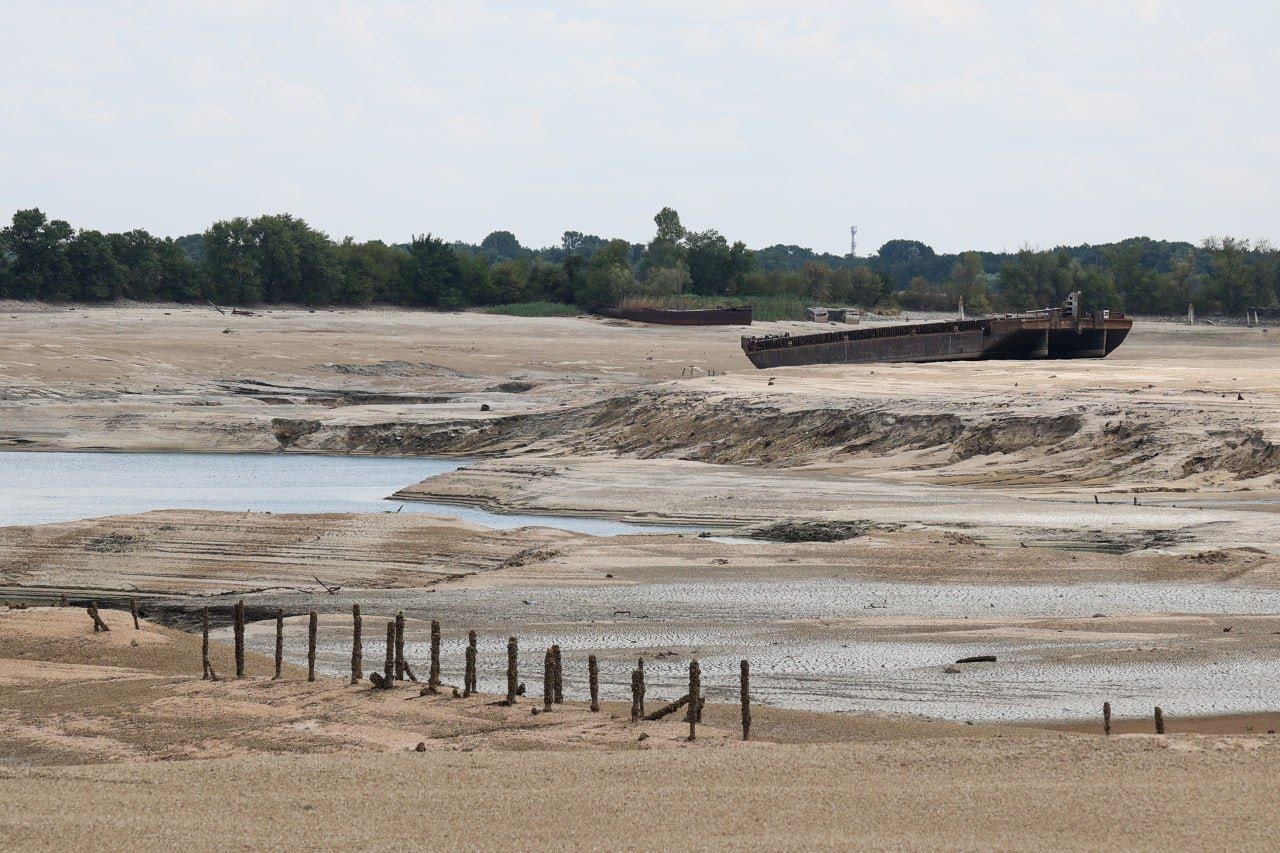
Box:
1;206;1275;316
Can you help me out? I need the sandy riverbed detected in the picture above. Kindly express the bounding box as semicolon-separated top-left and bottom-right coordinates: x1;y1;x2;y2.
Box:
4;304;1280;846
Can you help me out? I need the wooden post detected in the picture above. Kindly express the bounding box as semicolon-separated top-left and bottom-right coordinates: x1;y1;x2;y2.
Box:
129;597;140;630
463;629;477;696
394;612;405;681
87;602;110;633
464;644;476;698
59;593;68;607
505;637;518;705
201;606;211;680
1103;701;1111;736
543;648;554;711
350;604;363;685
740;659;751;741
630;668;642;722
381;621;394;688
429;620;442;693
307;611;318;682
687;659;700;742
1154;706;1165;735
552;644;563;704
274;608;284;680
636;656;644;715
588;654;599;712
233;599;245;678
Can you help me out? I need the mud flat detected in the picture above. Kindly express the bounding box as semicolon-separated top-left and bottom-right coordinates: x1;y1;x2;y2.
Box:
2;605;1279;850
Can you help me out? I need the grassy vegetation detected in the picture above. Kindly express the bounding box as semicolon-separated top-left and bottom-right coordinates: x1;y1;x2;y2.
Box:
478;301;580;317
618;292;809;321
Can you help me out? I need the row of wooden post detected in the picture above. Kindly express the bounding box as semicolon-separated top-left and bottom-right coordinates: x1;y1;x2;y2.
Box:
201;600;753;740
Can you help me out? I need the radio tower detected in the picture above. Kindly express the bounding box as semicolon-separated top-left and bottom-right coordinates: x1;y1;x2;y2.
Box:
849;225;858;258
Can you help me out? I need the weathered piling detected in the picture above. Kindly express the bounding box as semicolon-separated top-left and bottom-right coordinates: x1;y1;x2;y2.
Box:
87;602;110;633
307;611;318;682
630;668;643;722
463;629;477;696
274;608;284;680
588;654;599;712
381;621;394;688
129;598;140;630
740;660;751;741
552;644;563;704
1154;706;1165;735
350;604;363;685
505;637;518;705
464;644;476;697
201;607;214;680
394;612;405;681
59;593;68;607
687;659;701;742
636;656;645;715
429;620;442;693
543;648;554;711
233;599;245;678
1103;701;1112;736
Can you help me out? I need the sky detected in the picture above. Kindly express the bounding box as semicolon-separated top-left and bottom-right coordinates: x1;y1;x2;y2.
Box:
1;1;1276;255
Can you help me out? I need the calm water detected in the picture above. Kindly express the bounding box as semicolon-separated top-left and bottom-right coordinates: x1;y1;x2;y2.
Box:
0;451;698;536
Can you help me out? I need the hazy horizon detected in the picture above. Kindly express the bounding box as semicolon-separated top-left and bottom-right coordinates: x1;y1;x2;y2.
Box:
3;1;1276;255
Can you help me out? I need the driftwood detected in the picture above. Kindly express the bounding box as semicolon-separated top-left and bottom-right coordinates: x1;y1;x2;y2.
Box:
350;604;363;685
231;307;256;317
402;659;417;682
955;655;997;664
312;576;341;595
369;671;389;689
129;598;140;630
87;602;110;633
207;300;226;315
643;693;690;721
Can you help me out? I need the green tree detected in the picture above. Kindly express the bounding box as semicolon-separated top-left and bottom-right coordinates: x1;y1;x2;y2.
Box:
202;218;263;304
1202;237;1257;313
576;238;632;307
65;230;124;301
402;234;462;307
480;230;523;262
0;209;73;299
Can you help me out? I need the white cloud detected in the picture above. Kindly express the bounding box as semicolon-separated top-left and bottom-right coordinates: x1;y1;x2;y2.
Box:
891;0;988;33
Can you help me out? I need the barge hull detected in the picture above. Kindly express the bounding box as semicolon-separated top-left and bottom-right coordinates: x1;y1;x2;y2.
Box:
596;306;753;326
742;311;1132;369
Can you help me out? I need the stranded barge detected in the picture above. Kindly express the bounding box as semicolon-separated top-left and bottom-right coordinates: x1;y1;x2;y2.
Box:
740;292;1130;369
596;305;753;326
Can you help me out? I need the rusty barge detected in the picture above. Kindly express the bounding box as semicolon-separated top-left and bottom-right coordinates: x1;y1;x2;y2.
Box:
596;305;753;326
740;293;1131;369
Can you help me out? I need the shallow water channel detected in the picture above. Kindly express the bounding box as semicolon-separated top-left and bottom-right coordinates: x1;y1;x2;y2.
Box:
0;450;696;535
